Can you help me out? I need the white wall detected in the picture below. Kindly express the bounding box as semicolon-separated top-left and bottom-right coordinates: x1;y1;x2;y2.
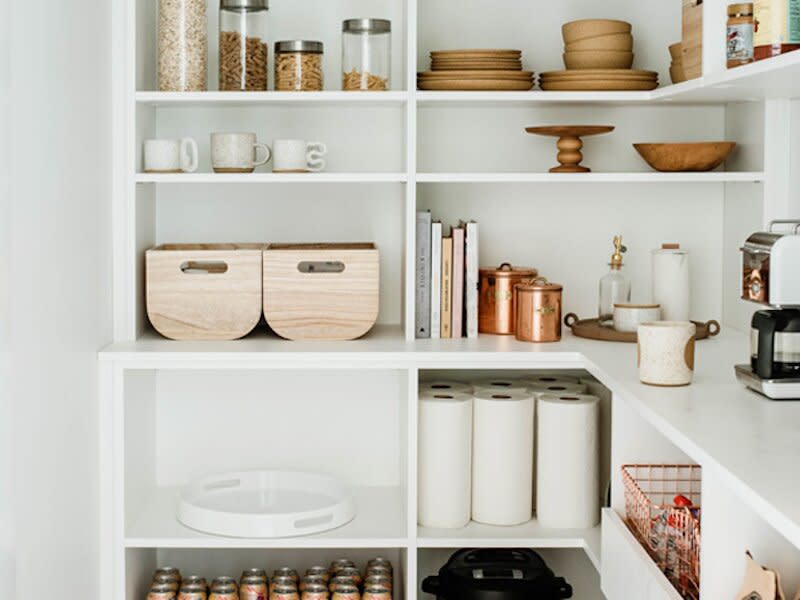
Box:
5;2;112;600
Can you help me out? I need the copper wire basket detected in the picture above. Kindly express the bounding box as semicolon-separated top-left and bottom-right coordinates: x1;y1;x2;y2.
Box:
622;464;702;600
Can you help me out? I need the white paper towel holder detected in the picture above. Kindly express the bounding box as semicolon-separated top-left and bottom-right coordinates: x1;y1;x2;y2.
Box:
177;469;355;538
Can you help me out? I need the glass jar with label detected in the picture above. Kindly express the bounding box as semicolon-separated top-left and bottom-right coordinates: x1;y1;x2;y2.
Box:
728;3;755;67
342;19;391;91
275;41;324;91
219;0;269;91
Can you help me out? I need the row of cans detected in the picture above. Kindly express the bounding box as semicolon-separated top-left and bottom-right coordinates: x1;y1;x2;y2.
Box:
148;558;393;600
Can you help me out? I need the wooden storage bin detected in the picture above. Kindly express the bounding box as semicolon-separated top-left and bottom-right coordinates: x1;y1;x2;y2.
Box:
263;243;380;340
146;243;264;340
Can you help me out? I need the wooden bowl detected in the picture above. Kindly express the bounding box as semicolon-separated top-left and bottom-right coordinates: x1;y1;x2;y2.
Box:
669;42;683;60
562;19;632;43
565;33;634;52
563;50;634;70
633;142;737;172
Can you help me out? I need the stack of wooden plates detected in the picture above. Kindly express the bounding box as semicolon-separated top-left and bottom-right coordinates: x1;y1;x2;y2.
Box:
419;49;534;91
539;69;658;91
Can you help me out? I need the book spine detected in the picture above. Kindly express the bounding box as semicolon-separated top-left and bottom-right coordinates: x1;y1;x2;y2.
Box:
415;211;432;338
451;226;465;338
465;221;479;339
430;222;442;339
441;236;453;338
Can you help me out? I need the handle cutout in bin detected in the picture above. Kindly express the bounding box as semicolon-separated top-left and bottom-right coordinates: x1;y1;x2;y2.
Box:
297;261;346;274
180;260;229;274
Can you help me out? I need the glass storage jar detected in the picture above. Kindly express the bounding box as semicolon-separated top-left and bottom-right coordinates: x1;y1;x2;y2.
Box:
158;0;208;91
275;41;324;91
219;0;269;91
342;18;391;91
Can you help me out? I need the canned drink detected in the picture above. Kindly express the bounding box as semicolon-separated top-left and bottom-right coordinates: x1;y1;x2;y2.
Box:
363;576;391;592
270;576;297;593
242;568;268;582
301;583;329;600
273;568;299;583
272;585;300;600
306;566;330;583
148;583;177;600
211;577;238;591
331;584;360;600
328;560;355;575
366;558;392;572
209;584;238;600
178;583;208;600
366;564;392;578
182;576;208;589
328;577;351;593
335;567;362;588
300;576;326;592
361;588;390;600
155;567;183;581
154;573;181;592
240;576;268;600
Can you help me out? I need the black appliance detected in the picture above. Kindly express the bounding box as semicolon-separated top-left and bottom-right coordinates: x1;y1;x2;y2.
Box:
421;548;573;600
751;309;800;379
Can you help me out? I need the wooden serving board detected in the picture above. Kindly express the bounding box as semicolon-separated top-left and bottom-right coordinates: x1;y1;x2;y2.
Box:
564;313;721;342
540;79;658;91
420;70;534;79
418;78;535;91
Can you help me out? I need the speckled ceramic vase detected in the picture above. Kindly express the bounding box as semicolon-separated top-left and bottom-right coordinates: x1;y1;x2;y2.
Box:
637;321;696;386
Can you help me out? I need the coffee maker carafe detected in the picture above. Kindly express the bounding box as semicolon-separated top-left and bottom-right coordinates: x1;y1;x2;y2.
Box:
750;309;800;379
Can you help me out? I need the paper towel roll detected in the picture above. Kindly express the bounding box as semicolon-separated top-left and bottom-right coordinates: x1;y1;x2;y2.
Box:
471;377;530;394
527;381;588;396
419;380;473;394
472;389;535;526
652;245;690;321
525;374;581;386
536;393;600;529
418;390;473;528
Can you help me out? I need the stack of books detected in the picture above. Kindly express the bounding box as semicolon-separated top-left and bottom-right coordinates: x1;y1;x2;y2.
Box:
415;211;479;339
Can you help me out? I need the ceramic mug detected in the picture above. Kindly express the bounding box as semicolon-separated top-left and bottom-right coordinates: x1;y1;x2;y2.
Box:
613;303;661;333
143;138;199;173
638;321;697;387
211;132;272;173
273;139;327;173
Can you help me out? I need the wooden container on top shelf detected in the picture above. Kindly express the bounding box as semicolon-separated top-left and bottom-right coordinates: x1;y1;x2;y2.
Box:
682;0;703;80
263;243;380;341
146;243;264;340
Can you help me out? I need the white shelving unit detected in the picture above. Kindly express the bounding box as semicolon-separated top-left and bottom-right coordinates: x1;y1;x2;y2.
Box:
103;0;800;598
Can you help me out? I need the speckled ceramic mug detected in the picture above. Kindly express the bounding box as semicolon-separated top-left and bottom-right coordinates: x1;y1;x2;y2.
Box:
637;321;696;386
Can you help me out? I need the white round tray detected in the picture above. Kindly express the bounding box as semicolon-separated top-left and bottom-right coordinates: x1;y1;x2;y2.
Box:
177;470;356;538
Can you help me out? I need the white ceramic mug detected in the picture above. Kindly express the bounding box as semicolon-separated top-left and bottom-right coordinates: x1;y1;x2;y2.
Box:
273;139;327;173
143;138;198;173
613;303;661;333
211;132;272;173
638;321;697;387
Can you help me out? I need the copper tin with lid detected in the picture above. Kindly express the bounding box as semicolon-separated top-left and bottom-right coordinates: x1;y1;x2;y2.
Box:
478;263;538;335
514;278;563;343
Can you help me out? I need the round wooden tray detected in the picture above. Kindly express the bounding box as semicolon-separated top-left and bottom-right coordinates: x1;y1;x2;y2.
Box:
564;313;721;342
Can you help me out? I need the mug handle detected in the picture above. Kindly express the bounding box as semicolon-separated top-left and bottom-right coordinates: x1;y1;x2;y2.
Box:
306;141;327;172
180;138;199;173
253;143;272;167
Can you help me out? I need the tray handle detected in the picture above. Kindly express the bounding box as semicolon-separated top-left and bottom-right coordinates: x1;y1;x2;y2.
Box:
564;312;579;328
704;319;721;337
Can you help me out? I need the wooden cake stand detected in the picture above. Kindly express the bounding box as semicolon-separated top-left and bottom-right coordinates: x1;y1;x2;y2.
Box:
525;125;614;173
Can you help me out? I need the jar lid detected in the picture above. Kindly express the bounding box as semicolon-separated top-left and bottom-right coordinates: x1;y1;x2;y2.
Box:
342;18;391;34
516;277;562;292
275;40;324;54
728;3;753;15
653;242;689;255
221;0;268;10
479;263;537;278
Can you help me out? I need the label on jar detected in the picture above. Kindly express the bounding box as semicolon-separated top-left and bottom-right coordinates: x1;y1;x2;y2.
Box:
728;23;755;60
755;0;800;45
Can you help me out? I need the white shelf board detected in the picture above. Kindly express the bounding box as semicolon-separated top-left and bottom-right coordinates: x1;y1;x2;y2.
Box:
135;173;408;184
125;485;408;549
135;91;409;107
416;172;764;184
416;90;654;106
418;520;601;571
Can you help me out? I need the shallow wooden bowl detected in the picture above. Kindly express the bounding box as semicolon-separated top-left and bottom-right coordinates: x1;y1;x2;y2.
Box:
633;142;737;172
565;33;634;51
562;19;632;43
563;50;634;70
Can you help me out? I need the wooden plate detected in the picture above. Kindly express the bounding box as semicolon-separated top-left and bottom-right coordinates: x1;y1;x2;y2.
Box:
564;313;721;342
525;125;614;137
540;79;658;91
419;70;533;79
431;49;521;56
418;78;535;91
540;69;658;78
541;73;657;82
432;60;522;67
432;64;523;71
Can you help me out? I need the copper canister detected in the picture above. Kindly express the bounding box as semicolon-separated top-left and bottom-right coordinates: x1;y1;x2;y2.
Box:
514;278;563;342
478;263;537;334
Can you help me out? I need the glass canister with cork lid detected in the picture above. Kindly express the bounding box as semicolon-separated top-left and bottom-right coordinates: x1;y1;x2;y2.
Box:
342;19;391;91
219;0;269;91
275;41;324;91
